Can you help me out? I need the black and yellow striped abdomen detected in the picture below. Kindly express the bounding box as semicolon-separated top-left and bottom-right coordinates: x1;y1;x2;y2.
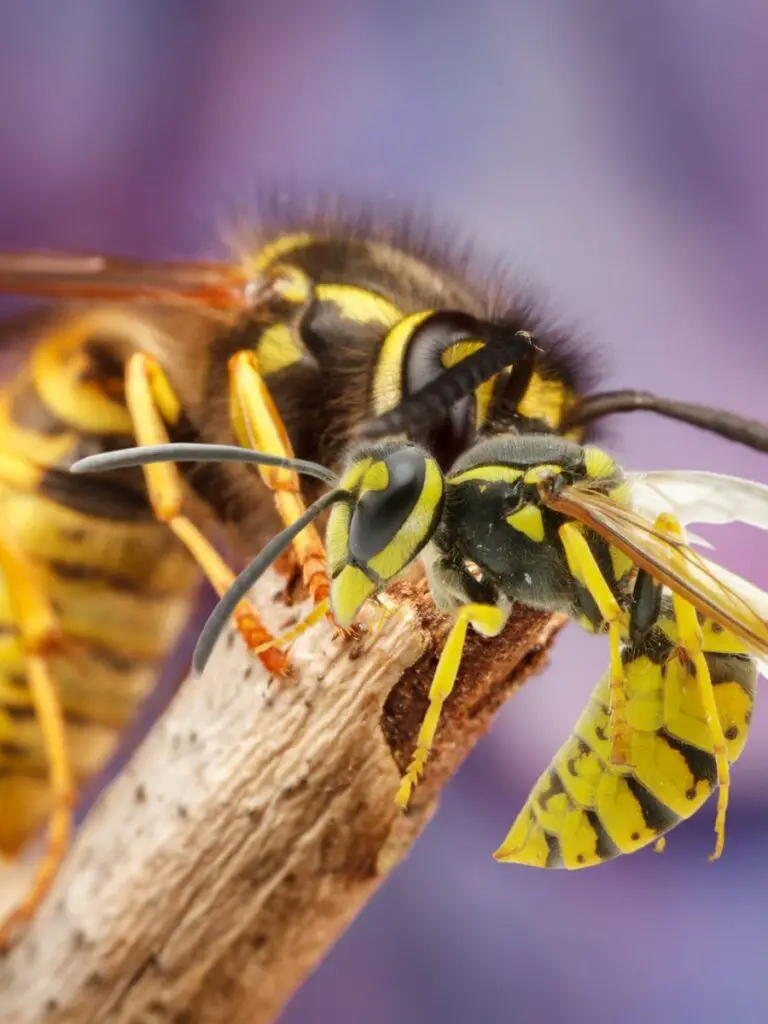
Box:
0;321;199;855
497;608;757;868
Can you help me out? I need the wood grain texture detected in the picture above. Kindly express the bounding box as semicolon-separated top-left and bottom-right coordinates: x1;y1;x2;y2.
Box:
0;572;565;1024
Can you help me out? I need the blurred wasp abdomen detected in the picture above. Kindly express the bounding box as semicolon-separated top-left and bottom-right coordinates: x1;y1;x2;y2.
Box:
0;310;200;854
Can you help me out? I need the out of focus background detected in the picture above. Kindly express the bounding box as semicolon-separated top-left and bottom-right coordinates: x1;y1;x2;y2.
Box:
2;2;768;1022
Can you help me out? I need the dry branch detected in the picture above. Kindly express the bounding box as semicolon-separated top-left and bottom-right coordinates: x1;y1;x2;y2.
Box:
0;572;565;1024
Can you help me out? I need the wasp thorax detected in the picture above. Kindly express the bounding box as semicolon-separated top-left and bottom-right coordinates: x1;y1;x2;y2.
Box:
326;443;445;626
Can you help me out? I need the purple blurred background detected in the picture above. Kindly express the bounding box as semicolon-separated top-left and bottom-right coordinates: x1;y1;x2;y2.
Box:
2;2;768;1022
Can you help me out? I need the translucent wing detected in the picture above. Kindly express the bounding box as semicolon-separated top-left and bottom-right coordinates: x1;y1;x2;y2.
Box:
627;470;768;533
543;483;768;658
0;251;252;310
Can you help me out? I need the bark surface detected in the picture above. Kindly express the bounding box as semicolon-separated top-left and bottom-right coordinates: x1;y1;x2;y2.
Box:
0;574;564;1024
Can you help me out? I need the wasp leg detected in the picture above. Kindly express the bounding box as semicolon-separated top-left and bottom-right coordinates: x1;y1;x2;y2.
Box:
395;603;507;809
252;598;330;654
656;513;730;861
228;351;332;613
559;523;630;766
125;353;288;676
0;532;73;950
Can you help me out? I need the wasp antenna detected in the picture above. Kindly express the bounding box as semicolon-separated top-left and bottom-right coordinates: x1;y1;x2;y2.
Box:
568;390;768;454
71;443;339;484
193;487;349;674
357;333;535;441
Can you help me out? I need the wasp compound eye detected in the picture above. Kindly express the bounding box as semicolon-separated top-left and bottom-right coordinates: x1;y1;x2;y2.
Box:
328;446;446;626
349;447;428;562
362;312;537;467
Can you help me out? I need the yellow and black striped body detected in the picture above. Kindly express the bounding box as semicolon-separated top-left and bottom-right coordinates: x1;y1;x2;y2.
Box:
0;223;590;859
0;315;199;855
501;610;757;868
415;433;759;866
431;436;628;621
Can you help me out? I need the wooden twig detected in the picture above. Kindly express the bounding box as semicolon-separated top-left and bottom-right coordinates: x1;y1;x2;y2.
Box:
0;573;565;1024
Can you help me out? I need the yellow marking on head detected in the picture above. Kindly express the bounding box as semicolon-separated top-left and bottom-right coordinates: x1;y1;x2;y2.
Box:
325;502;351;576
506;504;545;543
338;457;374;494
583;446;619;481
330;565;376;627
360;461;390;494
449;465;523;486
372;310;433;416
517;373;573;429
523;464;563;485
367;459;443;581
316;283;401;333
255;323;306;375
246;233;314;273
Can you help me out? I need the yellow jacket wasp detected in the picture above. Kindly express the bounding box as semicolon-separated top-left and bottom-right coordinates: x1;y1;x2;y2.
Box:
78;429;768;873
1;214;767;945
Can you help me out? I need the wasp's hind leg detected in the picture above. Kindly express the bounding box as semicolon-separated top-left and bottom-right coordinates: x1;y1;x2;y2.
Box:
558;522;631;766
656;513;730;860
0;532;73;950
228;352;334;619
124;353;288;675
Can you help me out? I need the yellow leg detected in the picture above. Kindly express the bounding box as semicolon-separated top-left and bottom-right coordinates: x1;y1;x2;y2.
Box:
125;353;288;676
653;512;729;860
0;532;73;950
670;592;728;859
253;598;330;653
395;603;506;809
228;351;330;609
559;523;630;766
